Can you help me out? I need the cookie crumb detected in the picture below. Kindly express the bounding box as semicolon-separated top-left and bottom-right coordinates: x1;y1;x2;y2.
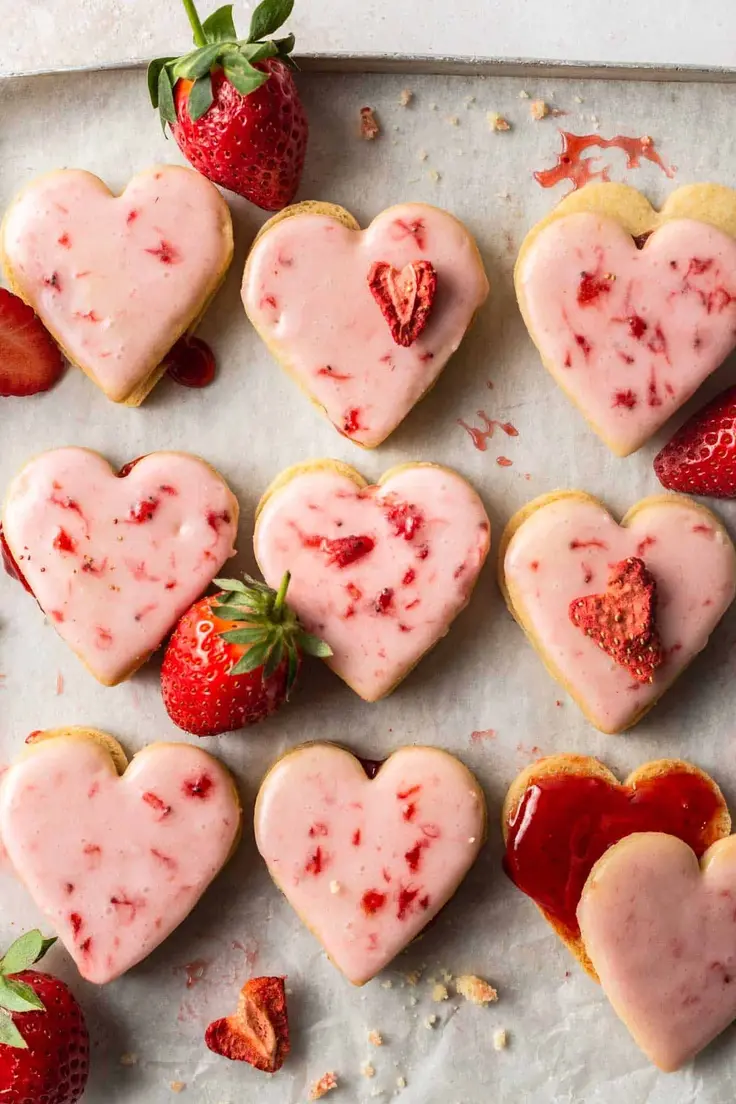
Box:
309;1072;338;1100
463;95;475;107
456;974;498;1006
493;1028;508;1051
119;1053;138;1067
431;983;449;1002
360;107;380;140
573;94;584;103
368;1030;383;1047
417;149;428;161
399;88;413;106
488;112;511;132
530;99;549;120
381;979;393;990
396;1076;407;1090
446;115;459;126
428;169;441;182
518;89;530;99
424;1014;437;1029
403;969;423;987
361;1061;376;1078
429;102;438;111
408;995;418;1007
329;880;341;894
169;1084;186;1095
441;969;453;984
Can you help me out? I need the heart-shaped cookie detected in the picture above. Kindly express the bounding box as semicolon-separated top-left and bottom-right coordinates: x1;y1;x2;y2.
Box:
2;447;239;684
502;754;730;976
254;460;490;701
0;728;241;984
579;832;736;1070
515;182;736;455
500;490;736;732
241;201;489;447
1;166;233;405
255;743;486;985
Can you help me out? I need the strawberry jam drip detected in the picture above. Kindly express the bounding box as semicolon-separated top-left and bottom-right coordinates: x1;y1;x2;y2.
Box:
0;524;33;594
358;758;385;780
534;131;675;192
164;336;216;389
504;770;722;942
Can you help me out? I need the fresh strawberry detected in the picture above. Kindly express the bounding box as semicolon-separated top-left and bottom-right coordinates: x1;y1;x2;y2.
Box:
148;0;308;211
0;289;64;397
654;385;736;497
161;572;331;736
0;930;89;1104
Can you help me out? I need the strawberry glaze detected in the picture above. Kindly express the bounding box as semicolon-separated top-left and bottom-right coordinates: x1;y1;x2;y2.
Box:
534;131;675;192
255;744;485;984
2;448;238;684
242;204;489;446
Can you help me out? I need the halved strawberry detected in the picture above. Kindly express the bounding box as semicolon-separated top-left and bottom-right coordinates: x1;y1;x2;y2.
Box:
654;384;736;498
0;289;64;397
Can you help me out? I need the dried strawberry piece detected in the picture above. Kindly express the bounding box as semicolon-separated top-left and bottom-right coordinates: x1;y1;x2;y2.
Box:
205;976;290;1073
322;535;375;568
569;556;664;684
368;260;437;347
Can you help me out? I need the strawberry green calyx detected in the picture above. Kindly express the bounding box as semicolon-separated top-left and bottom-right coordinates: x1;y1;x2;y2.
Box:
0;930;57;1049
213;572;332;693
148;0;297;130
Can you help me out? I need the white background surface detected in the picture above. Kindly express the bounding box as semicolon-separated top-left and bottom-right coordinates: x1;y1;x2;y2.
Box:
4;0;736;76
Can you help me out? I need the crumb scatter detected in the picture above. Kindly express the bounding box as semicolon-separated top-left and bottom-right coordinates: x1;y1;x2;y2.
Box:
456;974;498;1005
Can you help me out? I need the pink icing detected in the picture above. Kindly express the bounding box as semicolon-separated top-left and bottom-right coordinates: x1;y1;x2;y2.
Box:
1;166;232;402
2;448;238;684
241;204;489;446
503;495;736;732
255;744;485;985
254;465;490;700
518;213;736;454
578;832;736;1071
0;736;240;984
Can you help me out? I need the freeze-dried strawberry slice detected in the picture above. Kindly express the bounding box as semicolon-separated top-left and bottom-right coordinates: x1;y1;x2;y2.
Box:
368;260;437;347
205;976;290;1073
569;556;664;683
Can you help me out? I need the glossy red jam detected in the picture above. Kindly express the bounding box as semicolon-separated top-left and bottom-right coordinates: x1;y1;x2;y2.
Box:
0;522;33;594
358;757;385;780
504;770;723;942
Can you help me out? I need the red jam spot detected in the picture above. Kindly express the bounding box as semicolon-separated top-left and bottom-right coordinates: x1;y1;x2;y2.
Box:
142;791;172;817
53;527;76;554
43;272;62;292
343;408;363;435
65;883;75;895
126;209;139;225
419;895;430;910
613;389;638;409
145;239;181;264
183;773;213;799
260;294;278;309
81;557;107;575
403;803;417;822
110;894;144;920
58;232;71;248
49;488;84;521
80;938;92;955
497;456;513;467
207;509;231;533
316;365;353;381
402;568;416;585
309;822;329;838
305;847;325;875
688;257;713;276
374;587;394;613
164;336;216;389
397;886;421;921
564;352;572;368
358;758;385;780
405;839;429;872
471;728;496;741
530;561;539;572
352;829;362;846
307;534;375;568
618;351;635;365
569;538;607;550
574;334;592;358
151;848;177;869
95;627;113;649
627;314;647;340
83;844;101;857
346;582;362;600
390;217;426;250
383;500;424;540
398;785;421;800
504;770;722;942
70;912;83;937
361;890;387;916
73;310;101;323
577;271;612;306
416;544;430;561
117;457;146;479
534;131;675;192
50;610;64;623
637;536;657;556
457;411;519;451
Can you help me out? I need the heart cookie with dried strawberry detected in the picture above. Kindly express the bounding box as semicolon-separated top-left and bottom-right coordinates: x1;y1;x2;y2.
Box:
255;743;486;984
254;459;490;701
515;182;736;455
500;490;736;732
242;201;489;446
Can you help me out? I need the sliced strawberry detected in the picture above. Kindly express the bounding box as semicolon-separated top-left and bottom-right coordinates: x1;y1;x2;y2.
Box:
0;289;64;397
654;384;736;498
569;557;664;683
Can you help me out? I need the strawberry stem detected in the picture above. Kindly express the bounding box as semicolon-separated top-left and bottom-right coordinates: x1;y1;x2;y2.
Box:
273;571;291;618
181;0;208;47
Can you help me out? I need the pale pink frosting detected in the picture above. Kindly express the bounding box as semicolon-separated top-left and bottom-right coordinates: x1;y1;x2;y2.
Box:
503;495;736;731
578;832;736;1071
0;735;241;984
518;213;736;454
2;448;238;684
255;744;485;985
242;204;489;446
254;464;490;700
1;166;232;402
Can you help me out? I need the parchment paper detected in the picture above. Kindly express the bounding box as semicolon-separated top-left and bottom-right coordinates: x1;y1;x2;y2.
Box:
1;65;736;1104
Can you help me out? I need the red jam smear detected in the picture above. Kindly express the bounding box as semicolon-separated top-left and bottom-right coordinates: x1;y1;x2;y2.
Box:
504;770;722;942
534;131;675;192
358;757;385;780
0;523;33;594
164;336;216;389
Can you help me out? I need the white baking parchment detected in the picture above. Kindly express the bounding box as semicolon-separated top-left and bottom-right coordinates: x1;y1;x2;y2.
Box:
1;64;736;1104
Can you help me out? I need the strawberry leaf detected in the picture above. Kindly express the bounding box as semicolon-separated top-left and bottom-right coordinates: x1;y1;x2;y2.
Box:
0;978;44;1014
157;66;177;129
202;3;237;42
286;643;299;696
0;1011;27;1049
273;32;296;58
240;40;278;63
221;627;270;645
213;578;248;593
229;640;270;676
264;635;284;677
187;75;215;121
1;930;46;977
147;56;176;107
224;57;269;96
298;631;334;658
173;42;226;80
248;0;294;43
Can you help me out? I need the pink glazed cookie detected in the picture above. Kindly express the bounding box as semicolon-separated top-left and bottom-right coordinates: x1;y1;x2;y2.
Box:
255;743;486;985
2;447;239;684
515;182;736;455
254;460;490;700
1;166;233;405
0;727;242;984
500;490;736;733
242;201;489;446
578;832;736;1071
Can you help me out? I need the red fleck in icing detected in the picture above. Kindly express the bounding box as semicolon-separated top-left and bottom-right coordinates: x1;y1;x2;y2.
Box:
145;239;181;265
79;938;92;954
151;848;177;870
183;773;213;799
582;562;593;584
398;785;421;800
49;487;85;523
309;822;329;837
126;209;139;225
164;336;216;389
53;527;76;554
397;885;421;921
564;352;572;367
361;890;387;915
142;791;172;818
403;802;417;822
383;499;424;540
405;839;429;872
110;894;145;921
70;912;83;936
648;367;663;407
402;568;416;585
316;366;353;381
390;217;427;250
578;270;612;306
497;456;513;467
73;310;101;323
342;408;363;435
207;509;231;533
43;272;62;292
534;131;675;193
83;844;101;859
530;561;539;571
575;334;592;358
570;538;607;550
50;610;64;623
305;534;376;568
374;587;394;613
613;389;638;409
95;627;113;649
81;556;107;576
693;524;714;536
64;883;74;895
636;536;657;556
305;847;326;875
689;258;713;276
352;829;362;846
58;232;71;248
419;894;430;910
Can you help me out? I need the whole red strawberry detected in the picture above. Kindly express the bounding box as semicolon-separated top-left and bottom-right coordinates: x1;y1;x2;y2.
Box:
0;289;64;397
0;930;89;1104
654;385;736;497
161;571;331;736
149;0;308;211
